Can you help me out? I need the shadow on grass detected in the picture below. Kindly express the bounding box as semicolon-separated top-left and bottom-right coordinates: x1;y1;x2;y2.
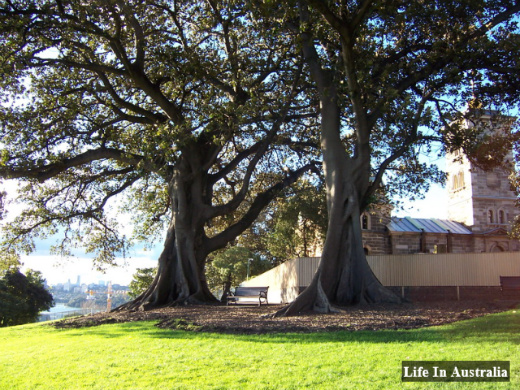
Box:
60;310;520;345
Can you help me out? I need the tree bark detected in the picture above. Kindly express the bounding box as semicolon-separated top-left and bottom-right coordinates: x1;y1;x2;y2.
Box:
119;221;217;311
273;166;401;317
273;13;400;316
118;159;219;311
117;147;316;311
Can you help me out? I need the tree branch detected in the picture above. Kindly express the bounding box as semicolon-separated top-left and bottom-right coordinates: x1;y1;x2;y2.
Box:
362;93;432;207
207;142;264;185
205;60;305;219
9;174;139;242
205;162;320;253
0;148;143;182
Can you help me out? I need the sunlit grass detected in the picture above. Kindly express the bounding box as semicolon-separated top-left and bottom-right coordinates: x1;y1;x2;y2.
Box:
1;309;519;389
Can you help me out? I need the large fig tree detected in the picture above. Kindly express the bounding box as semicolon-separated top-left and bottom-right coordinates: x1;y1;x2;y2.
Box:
275;0;520;316
0;0;318;309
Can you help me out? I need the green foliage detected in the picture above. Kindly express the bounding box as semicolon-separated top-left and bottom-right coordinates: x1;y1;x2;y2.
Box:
128;267;157;299
0;185;5;221
0;269;54;327
206;247;271;298
66;295;88;309
0;248;22;275
0;0;318;276
298;0;520;211
1;0;519;305
267;181;327;261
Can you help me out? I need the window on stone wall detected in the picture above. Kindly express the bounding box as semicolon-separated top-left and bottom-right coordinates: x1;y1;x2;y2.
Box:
458;171;465;188
452;174;458;190
434;244;447;254
361;213;371;230
499;210;505;224
488;209;494;224
452;171;465;191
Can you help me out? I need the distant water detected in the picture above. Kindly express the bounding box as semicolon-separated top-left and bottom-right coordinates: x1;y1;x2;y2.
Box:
38;304;94;322
42;304;82;314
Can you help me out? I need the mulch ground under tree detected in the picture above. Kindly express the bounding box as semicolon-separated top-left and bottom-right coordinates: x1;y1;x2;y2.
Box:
54;300;518;334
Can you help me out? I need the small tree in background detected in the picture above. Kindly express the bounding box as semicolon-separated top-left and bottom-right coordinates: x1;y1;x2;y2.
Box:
0;249;22;275
267;181;327;261
206;247;271;301
0;269;54;327
128;268;157;300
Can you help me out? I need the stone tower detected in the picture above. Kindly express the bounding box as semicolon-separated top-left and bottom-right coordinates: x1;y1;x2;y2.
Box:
446;110;517;234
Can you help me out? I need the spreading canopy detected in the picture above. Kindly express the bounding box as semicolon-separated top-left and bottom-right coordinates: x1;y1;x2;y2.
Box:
0;0;321;307
273;0;520;316
0;1;318;262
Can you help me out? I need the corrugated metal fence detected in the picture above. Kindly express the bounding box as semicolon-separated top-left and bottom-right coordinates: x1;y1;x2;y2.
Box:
294;252;520;286
241;252;520;303
295;252;520;287
368;252;520;286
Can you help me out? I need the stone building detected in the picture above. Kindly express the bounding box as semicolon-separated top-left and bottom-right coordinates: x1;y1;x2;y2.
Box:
361;110;519;255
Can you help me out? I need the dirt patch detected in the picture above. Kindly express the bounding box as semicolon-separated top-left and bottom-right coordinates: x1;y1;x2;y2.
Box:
53;300;518;334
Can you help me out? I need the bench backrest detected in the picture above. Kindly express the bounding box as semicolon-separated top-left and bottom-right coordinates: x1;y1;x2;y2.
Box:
234;286;269;296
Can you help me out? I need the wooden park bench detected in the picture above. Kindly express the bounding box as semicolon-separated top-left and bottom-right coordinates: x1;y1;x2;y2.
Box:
226;286;269;306
500;276;520;295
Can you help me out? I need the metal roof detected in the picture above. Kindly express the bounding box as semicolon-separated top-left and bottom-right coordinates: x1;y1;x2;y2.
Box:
387;217;472;235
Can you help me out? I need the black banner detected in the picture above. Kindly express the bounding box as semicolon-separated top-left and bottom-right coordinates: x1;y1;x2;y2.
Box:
401;361;510;382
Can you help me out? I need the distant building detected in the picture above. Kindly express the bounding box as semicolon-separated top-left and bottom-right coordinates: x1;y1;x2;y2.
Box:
361;110;519;255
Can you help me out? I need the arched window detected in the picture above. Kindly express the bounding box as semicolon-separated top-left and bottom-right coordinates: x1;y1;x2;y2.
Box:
458;171;465;188
499;210;505;224
488;210;494;224
451;171;465;191
361;213;370;230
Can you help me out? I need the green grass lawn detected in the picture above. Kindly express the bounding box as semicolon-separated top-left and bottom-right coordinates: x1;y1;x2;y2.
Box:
1;308;519;390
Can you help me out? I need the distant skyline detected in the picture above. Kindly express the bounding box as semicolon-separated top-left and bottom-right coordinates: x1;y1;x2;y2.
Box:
20;245;161;286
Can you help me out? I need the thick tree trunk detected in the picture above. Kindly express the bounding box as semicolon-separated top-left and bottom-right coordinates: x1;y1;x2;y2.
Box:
322;179;399;305
272;20;401;317
118;218;218;311
115;145;317;311
271;71;399;316
118;161;218;311
274;176;400;317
